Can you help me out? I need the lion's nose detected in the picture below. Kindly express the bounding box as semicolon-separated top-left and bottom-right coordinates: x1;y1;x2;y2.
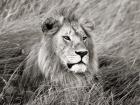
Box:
75;51;88;58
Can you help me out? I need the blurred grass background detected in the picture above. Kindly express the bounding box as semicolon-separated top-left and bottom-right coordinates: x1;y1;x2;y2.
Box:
0;0;140;60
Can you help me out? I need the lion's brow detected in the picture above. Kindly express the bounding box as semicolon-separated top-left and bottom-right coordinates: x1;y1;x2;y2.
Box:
71;24;86;37
80;26;91;37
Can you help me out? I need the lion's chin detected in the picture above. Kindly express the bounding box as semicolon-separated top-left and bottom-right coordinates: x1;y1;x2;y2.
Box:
69;64;87;73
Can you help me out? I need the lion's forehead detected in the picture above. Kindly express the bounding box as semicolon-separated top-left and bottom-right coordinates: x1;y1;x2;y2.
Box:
61;23;86;39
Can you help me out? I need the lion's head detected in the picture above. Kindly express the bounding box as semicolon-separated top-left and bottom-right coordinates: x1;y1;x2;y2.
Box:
21;6;98;91
39;9;98;86
41;18;95;73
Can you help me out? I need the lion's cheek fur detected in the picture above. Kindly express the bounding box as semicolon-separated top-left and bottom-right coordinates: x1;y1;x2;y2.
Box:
82;54;89;64
67;55;81;63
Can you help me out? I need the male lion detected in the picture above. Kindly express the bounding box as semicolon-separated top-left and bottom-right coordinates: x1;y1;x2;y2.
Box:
20;5;98;100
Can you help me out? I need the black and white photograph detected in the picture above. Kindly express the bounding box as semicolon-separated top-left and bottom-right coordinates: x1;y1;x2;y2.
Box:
0;0;140;105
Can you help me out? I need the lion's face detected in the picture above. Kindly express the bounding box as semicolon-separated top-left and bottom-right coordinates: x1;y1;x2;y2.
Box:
53;23;89;73
41;16;95;73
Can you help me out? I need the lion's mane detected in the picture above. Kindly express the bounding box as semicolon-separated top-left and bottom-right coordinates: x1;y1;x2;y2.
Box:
20;4;98;93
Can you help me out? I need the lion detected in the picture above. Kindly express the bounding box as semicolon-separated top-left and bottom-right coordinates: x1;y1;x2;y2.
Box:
20;5;98;102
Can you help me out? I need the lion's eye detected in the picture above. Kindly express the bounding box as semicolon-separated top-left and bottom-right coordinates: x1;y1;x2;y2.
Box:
83;36;87;41
63;36;71;41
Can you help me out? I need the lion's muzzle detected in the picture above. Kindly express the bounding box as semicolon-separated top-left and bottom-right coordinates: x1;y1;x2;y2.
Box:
66;50;89;73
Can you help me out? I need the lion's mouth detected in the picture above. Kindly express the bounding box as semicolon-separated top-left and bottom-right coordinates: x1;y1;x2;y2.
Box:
67;61;86;69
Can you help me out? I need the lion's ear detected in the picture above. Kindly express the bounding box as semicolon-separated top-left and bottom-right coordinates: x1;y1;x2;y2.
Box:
79;18;95;31
41;17;61;34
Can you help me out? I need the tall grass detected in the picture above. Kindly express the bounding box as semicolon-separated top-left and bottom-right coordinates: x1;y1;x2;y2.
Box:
0;0;140;105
